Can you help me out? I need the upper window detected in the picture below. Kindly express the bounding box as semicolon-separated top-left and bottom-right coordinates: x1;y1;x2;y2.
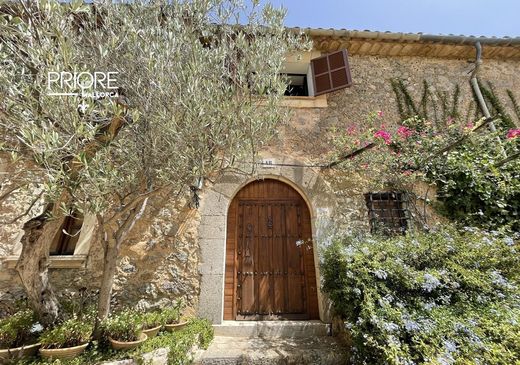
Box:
282;49;352;98
365;192;409;235
50;213;84;255
284;73;309;96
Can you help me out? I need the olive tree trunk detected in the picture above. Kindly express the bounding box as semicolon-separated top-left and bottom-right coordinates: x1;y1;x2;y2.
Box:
14;117;127;324
93;197;149;337
16;198;68;325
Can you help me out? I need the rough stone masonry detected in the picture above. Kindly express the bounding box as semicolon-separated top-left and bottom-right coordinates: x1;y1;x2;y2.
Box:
1;30;519;321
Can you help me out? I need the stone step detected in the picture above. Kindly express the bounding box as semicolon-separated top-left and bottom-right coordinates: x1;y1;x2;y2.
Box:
193;336;348;365
213;320;330;338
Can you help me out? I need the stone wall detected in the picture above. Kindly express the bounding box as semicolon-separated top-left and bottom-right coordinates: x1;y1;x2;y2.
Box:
0;175;201;313
1;52;519;319
280;54;520;159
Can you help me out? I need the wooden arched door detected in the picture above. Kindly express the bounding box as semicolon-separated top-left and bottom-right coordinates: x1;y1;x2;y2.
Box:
224;179;319;320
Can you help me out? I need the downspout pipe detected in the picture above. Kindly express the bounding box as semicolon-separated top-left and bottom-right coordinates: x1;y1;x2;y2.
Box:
469;42;507;157
470;42;496;132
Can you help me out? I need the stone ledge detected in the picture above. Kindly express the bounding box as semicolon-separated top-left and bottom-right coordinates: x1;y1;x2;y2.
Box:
280;95;328;108
257;95;328;108
2;255;87;269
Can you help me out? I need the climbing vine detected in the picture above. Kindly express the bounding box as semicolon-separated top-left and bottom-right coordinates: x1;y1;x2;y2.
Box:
391;79;461;127
391;78;519;132
478;80;516;130
507;89;520;122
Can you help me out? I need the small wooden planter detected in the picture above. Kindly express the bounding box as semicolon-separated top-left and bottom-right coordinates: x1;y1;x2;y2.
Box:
109;333;147;350
164;320;188;332
0;343;40;360
39;343;88;360
142;325;162;338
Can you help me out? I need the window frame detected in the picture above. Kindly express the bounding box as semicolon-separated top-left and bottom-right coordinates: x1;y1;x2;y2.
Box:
3;214;96;269
50;212;84;256
283;73;310;97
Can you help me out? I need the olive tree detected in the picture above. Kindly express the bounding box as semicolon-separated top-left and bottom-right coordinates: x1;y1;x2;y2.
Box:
0;0;306;324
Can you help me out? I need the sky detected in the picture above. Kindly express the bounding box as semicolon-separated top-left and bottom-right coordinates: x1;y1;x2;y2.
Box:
266;0;520;37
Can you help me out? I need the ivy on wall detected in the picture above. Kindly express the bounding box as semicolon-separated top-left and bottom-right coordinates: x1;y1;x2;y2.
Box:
508;90;520;122
391;79;461;128
478;80;517;130
391;78;519;132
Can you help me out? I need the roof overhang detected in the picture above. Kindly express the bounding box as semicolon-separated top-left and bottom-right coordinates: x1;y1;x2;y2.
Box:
289;28;520;60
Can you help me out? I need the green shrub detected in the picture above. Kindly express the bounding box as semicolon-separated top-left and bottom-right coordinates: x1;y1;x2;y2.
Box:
140;311;162;330
164;318;214;364
0;310;39;349
423;131;520;232
322;226;520;364
18;318;214;365
39;317;92;349
160;300;184;325
102;310;142;342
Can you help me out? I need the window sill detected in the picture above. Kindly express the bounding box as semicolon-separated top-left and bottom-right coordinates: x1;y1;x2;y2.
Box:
2;255;87;269
257;95;328;109
280;95;328;108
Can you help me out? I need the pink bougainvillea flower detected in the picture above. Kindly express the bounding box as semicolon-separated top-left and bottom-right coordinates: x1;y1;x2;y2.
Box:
377;110;384;118
374;129;391;144
446;116;454;125
506;129;520;139
397;126;413;139
465;121;474;130
346;125;357;135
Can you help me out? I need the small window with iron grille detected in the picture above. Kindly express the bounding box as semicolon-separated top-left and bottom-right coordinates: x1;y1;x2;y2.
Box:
365;192;409;234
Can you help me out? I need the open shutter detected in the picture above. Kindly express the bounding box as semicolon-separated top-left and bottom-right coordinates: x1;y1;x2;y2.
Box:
311;49;352;96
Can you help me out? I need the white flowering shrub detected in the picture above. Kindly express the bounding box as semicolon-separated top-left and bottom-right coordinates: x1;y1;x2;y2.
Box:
322;226;520;364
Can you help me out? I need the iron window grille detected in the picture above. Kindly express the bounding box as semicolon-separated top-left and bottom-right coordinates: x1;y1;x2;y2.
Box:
365;192;409;235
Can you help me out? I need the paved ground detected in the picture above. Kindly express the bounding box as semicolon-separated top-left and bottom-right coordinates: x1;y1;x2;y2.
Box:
193;336;349;365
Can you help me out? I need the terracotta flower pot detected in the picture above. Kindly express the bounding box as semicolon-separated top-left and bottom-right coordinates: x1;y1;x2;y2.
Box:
142;325;162;338
164;320;188;332
39;342;88;360
109;333;147;350
0;343;40;360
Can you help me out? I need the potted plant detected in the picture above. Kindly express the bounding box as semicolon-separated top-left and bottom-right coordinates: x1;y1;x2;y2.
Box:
0;310;41;361
39;317;92;360
162;301;188;332
104;310;147;350
140;311;162;338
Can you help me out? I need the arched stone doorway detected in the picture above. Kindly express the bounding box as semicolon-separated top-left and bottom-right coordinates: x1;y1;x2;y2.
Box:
224;179;319;320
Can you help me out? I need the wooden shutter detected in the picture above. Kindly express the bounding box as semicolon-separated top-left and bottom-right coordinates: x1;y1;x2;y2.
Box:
311;49;352;96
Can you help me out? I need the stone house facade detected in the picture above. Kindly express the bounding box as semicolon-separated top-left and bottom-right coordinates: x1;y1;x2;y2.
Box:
1;28;519;324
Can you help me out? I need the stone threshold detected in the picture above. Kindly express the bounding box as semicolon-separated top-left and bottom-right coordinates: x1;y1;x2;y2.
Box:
213;320;331;338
